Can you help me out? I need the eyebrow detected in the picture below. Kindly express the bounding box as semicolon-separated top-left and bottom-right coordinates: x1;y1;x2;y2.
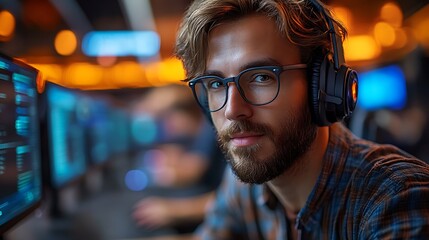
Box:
203;58;282;77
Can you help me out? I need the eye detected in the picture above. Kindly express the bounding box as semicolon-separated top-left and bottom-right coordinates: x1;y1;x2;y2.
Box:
207;78;225;90
253;74;270;82
250;72;276;85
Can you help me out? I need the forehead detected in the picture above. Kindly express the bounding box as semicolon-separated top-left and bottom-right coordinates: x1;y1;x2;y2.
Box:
206;14;301;75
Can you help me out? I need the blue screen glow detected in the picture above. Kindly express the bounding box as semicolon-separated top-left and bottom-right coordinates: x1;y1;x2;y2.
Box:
46;84;88;187
82;31;160;57
0;54;42;232
357;65;407;110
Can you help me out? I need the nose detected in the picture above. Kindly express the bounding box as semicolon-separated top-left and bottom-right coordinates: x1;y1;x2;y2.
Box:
224;83;252;120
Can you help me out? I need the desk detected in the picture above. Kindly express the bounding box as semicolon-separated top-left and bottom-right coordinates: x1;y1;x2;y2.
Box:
4;190;179;240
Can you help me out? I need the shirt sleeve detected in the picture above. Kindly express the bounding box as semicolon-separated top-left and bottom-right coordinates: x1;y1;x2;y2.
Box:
359;159;429;239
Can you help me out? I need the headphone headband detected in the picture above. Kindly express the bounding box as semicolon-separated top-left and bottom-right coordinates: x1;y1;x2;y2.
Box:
308;0;345;69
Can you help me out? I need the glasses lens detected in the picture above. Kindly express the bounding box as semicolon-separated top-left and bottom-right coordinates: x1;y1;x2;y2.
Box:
238;68;279;105
194;76;227;112
191;67;280;112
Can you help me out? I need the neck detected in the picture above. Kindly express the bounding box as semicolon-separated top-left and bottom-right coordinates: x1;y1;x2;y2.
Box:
267;126;329;214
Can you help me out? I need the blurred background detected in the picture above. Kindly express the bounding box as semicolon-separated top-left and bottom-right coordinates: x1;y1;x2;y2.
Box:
0;0;429;239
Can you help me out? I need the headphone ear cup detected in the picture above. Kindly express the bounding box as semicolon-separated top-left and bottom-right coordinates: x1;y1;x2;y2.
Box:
309;57;321;125
337;66;358;118
312;57;358;126
309;53;329;126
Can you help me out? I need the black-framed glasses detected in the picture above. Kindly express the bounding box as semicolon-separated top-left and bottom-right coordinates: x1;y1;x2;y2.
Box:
188;64;307;112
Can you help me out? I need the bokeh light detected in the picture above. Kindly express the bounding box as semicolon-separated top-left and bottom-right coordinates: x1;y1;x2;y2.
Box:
54;30;78;56
125;170;148;191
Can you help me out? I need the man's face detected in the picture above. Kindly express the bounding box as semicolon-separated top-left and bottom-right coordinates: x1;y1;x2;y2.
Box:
206;14;317;184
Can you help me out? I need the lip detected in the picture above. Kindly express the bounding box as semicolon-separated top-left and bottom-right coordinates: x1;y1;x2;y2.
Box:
230;132;263;147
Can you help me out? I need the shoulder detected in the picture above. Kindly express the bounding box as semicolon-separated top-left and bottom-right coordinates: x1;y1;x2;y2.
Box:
331;124;429;207
357;154;429;238
331;123;429;185
346;136;429;201
339;128;429;238
351;139;429;190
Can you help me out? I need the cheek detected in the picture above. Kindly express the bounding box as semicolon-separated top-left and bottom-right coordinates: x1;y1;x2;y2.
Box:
268;78;308;119
211;111;224;131
277;75;308;107
291;83;308;109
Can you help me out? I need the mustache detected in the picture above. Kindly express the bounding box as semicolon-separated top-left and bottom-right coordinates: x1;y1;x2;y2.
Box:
218;120;274;143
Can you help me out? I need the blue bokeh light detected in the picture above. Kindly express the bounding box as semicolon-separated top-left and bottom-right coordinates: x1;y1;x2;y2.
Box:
82;31;160;57
124;170;148;192
357;64;407;111
131;115;158;145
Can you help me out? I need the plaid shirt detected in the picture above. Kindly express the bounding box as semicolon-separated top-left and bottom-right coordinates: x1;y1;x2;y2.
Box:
197;123;429;239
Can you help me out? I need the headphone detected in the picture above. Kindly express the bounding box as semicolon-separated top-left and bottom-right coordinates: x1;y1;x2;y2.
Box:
309;0;359;126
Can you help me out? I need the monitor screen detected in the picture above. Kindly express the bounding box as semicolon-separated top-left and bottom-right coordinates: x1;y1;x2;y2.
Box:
86;98;111;164
0;53;42;234
43;83;89;188
108;108;130;155
85;95;131;164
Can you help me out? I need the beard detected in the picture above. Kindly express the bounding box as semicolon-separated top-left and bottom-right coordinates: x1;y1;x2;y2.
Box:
217;105;317;184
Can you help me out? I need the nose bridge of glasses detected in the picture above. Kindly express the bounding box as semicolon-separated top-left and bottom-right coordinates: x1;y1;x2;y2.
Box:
224;77;250;108
224;75;245;97
223;75;239;86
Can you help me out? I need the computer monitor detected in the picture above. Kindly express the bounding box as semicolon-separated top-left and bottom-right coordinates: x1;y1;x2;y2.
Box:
108;108;131;156
40;82;89;189
85;97;111;165
85;96;131;165
0;53;42;234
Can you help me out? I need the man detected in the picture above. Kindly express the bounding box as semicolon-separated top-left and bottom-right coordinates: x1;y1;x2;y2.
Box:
174;0;429;239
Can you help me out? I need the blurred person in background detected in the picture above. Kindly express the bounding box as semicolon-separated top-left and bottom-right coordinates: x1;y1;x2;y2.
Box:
365;100;429;162
172;0;429;239
131;84;226;233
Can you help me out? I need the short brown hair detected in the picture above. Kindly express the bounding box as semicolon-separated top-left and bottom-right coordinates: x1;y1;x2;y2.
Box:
175;0;346;80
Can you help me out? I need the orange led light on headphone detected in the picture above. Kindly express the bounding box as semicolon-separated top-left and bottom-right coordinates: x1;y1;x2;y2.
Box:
351;80;358;103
